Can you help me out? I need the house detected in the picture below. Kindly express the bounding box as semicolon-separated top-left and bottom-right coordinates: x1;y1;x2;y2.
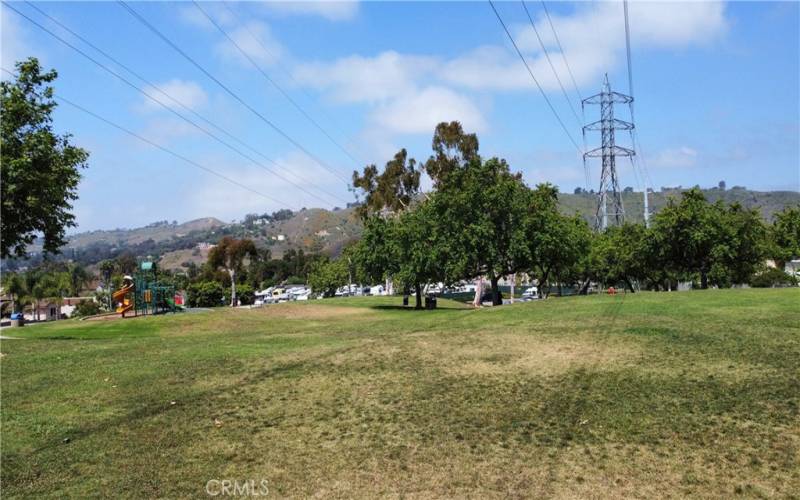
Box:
61;296;96;318
24;301;60;322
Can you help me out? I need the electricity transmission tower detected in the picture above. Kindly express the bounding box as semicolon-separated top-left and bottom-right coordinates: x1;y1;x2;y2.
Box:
582;74;635;230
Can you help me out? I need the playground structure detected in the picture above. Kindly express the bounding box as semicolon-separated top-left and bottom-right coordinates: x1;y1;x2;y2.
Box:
112;261;180;317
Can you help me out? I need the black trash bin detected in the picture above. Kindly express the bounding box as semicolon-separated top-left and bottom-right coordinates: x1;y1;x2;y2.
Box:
402;295;409;307
431;295;437;309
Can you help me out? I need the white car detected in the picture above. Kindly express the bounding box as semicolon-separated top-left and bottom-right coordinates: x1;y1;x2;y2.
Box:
521;287;539;299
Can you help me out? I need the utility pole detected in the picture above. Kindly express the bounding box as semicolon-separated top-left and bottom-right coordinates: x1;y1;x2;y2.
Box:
643;184;650;227
582;74;635;230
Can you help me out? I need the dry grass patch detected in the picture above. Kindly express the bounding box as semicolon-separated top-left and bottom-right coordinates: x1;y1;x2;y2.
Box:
254;303;376;320
413;332;642;377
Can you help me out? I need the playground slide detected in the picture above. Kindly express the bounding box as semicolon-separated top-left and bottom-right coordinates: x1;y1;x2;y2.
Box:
112;284;134;302
116;302;134;314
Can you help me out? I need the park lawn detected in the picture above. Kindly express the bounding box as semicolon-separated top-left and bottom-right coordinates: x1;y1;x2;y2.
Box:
1;289;798;498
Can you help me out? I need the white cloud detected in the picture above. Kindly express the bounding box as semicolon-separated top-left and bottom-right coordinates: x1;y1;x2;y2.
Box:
140;79;208;112
652;146;698;169
215;21;284;67
370;86;486;135
261;1;359;22
294;51;437;104
138;117;204;145
177;4;235;31
187;151;348;219
444;1;727;92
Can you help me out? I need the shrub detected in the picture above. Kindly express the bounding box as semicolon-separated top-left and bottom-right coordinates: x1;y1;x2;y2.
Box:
236;283;255;305
187;281;225;307
750;268;798;288
73;300;102;317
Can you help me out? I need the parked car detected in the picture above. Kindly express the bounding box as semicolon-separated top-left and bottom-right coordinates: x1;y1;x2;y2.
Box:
480;290;503;304
521;286;538;299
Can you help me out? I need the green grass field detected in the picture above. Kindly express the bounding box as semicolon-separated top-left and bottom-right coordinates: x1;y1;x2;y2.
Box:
2;289;798;498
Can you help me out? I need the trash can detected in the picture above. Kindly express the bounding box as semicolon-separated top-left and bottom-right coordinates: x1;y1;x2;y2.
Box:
431;295;437;309
402;295;409;307
9;312;24;328
424;296;431;309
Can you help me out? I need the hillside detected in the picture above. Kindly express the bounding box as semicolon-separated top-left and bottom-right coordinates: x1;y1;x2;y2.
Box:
64;217;226;249
4;187;798;272
561;187;800;224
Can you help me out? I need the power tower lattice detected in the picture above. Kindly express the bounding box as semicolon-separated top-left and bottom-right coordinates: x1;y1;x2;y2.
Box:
582;74;635;230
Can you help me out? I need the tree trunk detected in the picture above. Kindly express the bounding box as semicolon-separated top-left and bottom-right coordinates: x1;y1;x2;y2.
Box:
472;277;483;307
414;283;422;309
229;269;237;306
700;271;708;290
539;269;550;299
625;277;636;293
510;273;515;304
490;275;501;306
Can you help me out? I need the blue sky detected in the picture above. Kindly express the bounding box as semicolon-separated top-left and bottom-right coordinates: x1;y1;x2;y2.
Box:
2;1;798;232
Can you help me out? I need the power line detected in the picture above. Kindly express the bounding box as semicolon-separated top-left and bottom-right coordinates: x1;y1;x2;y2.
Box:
202;0;365;169
488;0;583;155
621;0;653;190
225;0;371;168
2;67;296;209
8;1;347;208
540;1;583;104
520;0;581;126
119;1;352;186
23;1;346;207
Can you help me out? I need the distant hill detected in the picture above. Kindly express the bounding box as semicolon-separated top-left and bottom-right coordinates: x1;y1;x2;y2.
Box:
64;217;226;249
4;187;798;272
560;187;800;224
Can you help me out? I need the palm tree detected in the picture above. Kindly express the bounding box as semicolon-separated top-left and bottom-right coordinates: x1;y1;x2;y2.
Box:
67;263;92;296
2;272;26;314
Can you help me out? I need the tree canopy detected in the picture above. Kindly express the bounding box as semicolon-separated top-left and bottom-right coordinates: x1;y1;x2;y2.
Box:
1;58;89;258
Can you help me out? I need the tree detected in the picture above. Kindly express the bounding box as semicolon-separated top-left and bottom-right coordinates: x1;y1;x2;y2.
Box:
308;257;348;298
235;283;255;305
352;148;421;217
2;272;27;314
393;203;445;308
1;58;89;258
651;189;721;289
208;237;257;306
651;189;766;288
187;281;225;307
67;263;92;296
115;253;138;275
710;203;766;286
770;205;800;269
429;156;531;305
588;223;650;292
423;121;480;187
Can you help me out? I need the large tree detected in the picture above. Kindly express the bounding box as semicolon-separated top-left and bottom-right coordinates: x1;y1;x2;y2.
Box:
587;223;651;293
208;237;258;306
1;58;89;258
525;184;591;297
651;189;722;289
430;156;532;305
652;189;766;288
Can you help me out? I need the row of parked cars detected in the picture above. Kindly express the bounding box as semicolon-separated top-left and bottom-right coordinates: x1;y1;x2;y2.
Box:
253;286;312;305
